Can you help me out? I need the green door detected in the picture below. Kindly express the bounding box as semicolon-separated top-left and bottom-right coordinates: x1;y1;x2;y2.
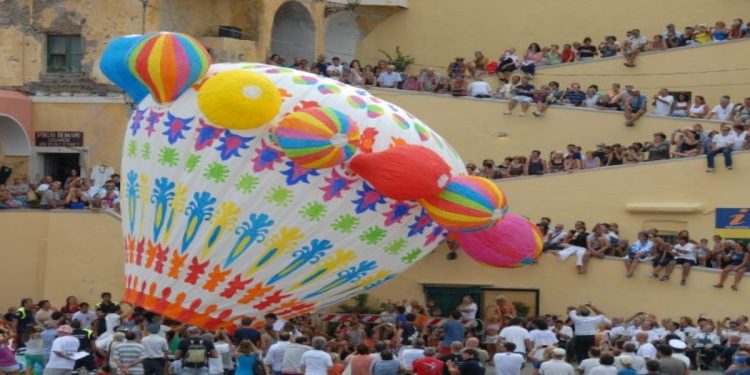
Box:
424;285;482;318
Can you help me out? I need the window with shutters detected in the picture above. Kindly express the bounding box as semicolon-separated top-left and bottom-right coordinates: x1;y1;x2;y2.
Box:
47;35;83;73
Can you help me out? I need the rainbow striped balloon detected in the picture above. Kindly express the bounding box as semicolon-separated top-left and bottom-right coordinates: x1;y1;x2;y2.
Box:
274;107;361;169
128;32;211;103
420;175;507;232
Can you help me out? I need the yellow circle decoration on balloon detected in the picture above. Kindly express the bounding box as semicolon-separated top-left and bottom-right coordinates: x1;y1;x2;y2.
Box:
197;70;282;129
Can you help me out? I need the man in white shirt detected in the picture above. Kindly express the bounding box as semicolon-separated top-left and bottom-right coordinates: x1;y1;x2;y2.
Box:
493;343;525;375
281;336;311;375
540;348;575;375
141;323;169;375
708;96;735;121
634;332;657;359
578;348;602;375
71;303;97;330
570;305;611;361
706;125;738;172
544;224;567;251
652;88;674;116
662;236;697;285
625;232;654;278
628;29;648;50
299;337;331;375
377;65;402;88
399;338;425;371
668;340;691;368
589;354;618;375
45;325;80;375
265;332;291;375
468;79;492;98
614;343;646;374
499;318;532;355
326;57;344;81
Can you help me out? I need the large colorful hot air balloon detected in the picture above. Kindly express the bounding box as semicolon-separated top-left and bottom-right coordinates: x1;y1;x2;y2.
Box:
128;32;211;103
105;32;534;330
100;35;150;103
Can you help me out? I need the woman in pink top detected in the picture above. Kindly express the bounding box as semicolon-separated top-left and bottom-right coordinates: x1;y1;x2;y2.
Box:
520;43;543;76
401;75;421;91
347;344;374;375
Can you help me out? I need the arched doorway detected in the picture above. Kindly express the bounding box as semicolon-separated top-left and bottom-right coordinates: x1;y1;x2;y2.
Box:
324;11;361;63
270;1;316;63
0;114;32;156
0;114;32;184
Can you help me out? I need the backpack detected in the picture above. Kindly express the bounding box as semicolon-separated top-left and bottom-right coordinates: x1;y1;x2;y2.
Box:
184;339;208;367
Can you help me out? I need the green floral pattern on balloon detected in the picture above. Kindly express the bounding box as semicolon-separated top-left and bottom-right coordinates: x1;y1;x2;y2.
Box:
127;140;138;158
332;214;359;233
384;238;408;255
235;173;259;194
204;162;230;183
401;248;422;264
265;186;293;207
141;143;152;160
359;226;387;245
185;154;201;173
299;202;327;221
158;147;179;167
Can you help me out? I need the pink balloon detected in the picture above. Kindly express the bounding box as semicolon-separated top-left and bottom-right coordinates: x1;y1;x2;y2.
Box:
456;213;543;268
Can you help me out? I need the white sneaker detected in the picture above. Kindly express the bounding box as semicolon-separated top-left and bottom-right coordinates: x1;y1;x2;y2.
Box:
503;111;512;115
728;166;733;170
706;168;715;172
518;112;526;117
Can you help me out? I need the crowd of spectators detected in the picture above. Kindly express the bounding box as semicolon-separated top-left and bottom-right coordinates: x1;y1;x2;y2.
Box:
465;121;748;178
537;217;749;289
0;169;121;212
2;292;750;375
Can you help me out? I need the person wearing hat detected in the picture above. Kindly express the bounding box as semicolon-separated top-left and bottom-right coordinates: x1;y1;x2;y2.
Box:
43;325;80;375
616;356;637;375
614;343;646;374
540;348;574;375
668;340;690;368
142;323;169;375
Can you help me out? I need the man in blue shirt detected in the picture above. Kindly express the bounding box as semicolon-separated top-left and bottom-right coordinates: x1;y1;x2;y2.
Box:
441;311;465;354
624;89;648;126
563;83;587;107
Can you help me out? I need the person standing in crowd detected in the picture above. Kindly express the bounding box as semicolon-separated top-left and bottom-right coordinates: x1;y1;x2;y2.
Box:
413;347;445;375
299;337;332;375
441;312;465;355
175;327;218;375
95;293;120;337
16;298;36;343
265;331;290;375
281;336;311;375
113;331;147;375
540;349;574;375
235;317;261;347
71;303;96;330
44;325;80;375
446;348;484;375
569;304;610;362
492;343;524;375
499;318;531;356
233;340;262;375
142;323;169;375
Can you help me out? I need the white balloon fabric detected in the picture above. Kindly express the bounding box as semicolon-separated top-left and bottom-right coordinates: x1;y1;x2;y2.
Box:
120;62;466;330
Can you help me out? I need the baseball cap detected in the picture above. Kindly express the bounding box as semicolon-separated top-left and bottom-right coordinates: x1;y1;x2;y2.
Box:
57;325;73;334
553;348;566;356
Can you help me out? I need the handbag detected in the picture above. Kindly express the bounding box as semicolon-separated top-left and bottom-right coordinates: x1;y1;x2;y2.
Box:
252;354;266;375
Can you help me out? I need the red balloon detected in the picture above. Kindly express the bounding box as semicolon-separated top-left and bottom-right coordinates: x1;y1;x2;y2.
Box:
350;144;451;201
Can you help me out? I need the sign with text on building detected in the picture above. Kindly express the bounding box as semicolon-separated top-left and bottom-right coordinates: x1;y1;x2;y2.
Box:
715;208;750;239
35;131;84;147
